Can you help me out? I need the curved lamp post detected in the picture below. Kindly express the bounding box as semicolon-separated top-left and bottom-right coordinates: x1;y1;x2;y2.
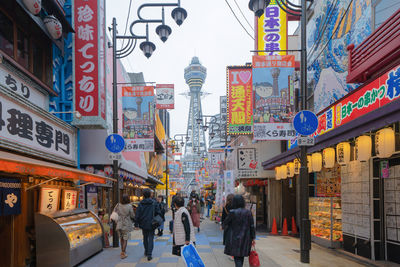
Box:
111;0;187;248
248;0;310;263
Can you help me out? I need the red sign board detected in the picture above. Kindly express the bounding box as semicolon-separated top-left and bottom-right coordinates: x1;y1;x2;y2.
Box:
74;0;106;121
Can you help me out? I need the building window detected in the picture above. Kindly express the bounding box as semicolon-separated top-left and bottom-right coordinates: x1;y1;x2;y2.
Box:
373;0;400;29
0;11;14;57
0;8;53;87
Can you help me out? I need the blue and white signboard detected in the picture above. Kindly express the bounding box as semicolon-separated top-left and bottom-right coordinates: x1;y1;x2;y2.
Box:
105;134;125;153
293;110;318;136
181;244;205;267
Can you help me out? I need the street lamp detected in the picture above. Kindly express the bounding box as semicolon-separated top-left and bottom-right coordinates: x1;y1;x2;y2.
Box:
248;0;310;263
110;0;187;248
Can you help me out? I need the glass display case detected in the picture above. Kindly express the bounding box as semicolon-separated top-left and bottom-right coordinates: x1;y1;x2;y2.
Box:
309;197;342;248
35;208;103;267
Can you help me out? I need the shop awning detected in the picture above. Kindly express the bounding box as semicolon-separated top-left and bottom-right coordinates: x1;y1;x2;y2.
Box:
0;151;115;184
263;98;400;170
147;174;164;185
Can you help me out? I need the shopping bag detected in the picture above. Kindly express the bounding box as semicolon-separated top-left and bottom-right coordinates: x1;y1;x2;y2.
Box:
249;246;260;267
181;244;205;267
110;204;119;222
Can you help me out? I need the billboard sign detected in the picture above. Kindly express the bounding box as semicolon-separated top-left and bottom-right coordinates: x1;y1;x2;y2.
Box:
156;84;174;109
227;66;253;135
122;86;155;152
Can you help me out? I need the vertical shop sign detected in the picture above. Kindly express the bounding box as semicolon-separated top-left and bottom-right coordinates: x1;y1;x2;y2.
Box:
257;0;287;55
220;96;227;124
39;187;60;213
156;84;174;109
62;189;78;210
0;178;21;215
86;184;98;214
252;55;295;140
227;66;253;135
122;86;155;152
74;0;106;124
224;170;235;195
380;160;389;178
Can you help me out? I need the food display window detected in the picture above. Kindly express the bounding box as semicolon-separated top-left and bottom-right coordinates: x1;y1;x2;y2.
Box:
35;208;103;267
309;197;342;248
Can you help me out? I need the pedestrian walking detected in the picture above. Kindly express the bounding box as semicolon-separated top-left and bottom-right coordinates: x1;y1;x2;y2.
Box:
221;193;234;245
98;209;111;248
113;195;135;259
223;195;256;267
134;189;161;261
187;195;201;232
200;195;205;219
206;193;214;218
172;196;196;256
156;195;167;236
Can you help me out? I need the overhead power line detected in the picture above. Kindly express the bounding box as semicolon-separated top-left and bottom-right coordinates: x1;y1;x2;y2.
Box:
224;0;255;40
232;0;254;31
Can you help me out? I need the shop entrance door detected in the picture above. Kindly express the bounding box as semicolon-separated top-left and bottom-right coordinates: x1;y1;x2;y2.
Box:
0;215;12;267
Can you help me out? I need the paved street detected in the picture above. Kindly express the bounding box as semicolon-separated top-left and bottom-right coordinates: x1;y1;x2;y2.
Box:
78;214;385;267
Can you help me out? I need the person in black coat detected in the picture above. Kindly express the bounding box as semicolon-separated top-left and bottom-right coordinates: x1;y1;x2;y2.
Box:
221;193;234;245
156;195;167;236
134;189;161;261
223;195;255;267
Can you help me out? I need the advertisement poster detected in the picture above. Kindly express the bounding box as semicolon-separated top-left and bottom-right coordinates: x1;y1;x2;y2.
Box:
122;86;155;152
156;84;174;109
86;184;98;214
257;0;287;55
316;164;341;197
227;66;253;135
252;55;295;140
224;170;235;196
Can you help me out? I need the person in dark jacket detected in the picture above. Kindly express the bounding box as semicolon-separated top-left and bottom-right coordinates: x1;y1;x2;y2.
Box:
156;195;167;236
223;195;255;267
134;189;161;261
221;193;234;245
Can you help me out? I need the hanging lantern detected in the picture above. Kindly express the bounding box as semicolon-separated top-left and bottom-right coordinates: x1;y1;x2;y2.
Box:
311;153;322;172
336;142;351;165
294;159;300;175
355;135;372;162
375;128;395;158
275;166;280;180
44;15;62;39
23;0;41;15
281;165;287;179
287;162;294;177
307;155;312;173
323;148;335;168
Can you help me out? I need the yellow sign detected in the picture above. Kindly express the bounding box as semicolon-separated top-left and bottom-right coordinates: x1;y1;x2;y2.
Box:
257;0;287;55
155;112;165;145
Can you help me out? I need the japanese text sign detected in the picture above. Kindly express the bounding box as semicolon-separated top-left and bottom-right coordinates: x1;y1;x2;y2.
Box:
0;91;77;165
39;187;60;213
224;170;235;195
122;86;155;152
257;0;287;55
227;66;253;135
252;55;295;140
156;84;174;109
74;0;106;122
62;189;78;210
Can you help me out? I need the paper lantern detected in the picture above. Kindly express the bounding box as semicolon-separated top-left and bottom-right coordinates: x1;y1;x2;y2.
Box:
44;15;62;39
281;165;287;179
323;148;335;168
311;153;322;172
355;135;372;162
275;166;280;180
23;0;41;15
287;162;294;177
336;142;351;165
307;155;312;173
294;159;300;175
375;128;395;158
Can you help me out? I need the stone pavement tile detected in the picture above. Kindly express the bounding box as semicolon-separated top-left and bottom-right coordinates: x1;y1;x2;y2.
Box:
128;242;139;246
139;257;159;263
196;247;213;253
135;263;157;267
115;263;136;267
157;257;179;263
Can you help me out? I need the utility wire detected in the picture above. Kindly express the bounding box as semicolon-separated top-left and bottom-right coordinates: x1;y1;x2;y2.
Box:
224;0;255;40
232;0;254;31
309;0;354;66
120;0;133;50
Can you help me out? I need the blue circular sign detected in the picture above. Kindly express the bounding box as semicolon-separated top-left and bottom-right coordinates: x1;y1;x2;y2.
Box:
293;110;319;136
105;134;125;153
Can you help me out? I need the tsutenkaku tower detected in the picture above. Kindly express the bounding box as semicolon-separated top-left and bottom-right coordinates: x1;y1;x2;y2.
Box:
184;57;207;157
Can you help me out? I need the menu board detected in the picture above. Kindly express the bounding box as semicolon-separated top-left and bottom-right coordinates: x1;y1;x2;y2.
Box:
316;164;341;197
384;165;400;242
61;189;78;210
39;187;60;213
341;161;371;239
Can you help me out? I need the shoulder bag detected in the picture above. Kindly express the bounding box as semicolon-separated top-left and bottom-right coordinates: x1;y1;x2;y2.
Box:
110;203;119;222
152;202;164;230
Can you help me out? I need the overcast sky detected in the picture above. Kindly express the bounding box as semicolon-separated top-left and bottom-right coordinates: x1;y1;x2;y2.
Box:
106;0;298;140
